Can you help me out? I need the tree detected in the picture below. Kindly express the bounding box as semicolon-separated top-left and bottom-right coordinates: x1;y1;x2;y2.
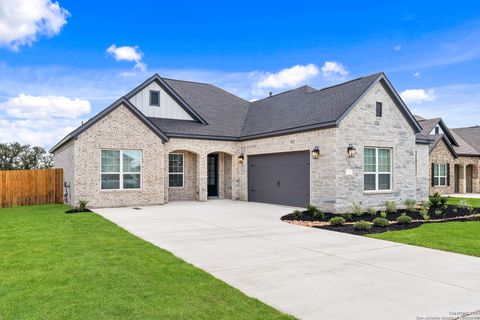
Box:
0;143;54;170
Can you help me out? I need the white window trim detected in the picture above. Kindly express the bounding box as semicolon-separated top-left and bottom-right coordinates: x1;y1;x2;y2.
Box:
169;153;184;188
433;163;447;187
100;149;142;191
364;147;393;193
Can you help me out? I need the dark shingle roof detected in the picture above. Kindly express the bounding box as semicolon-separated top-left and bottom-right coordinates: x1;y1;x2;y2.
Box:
453;126;480;153
240;73;382;137
417;118;441;136
154;78;250;138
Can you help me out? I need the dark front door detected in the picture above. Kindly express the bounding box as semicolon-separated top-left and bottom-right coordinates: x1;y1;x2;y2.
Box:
248;151;310;207
207;154;218;197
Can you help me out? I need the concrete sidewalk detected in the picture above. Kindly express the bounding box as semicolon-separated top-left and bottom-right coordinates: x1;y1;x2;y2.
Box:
96;200;480;320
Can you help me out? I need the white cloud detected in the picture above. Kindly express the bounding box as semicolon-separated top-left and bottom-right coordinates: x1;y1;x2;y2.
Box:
0;0;70;50
321;61;348;79
400;89;435;104
393;44;402;51
0;94;91;147
256;64;319;89
413;72;421;78
0;94;91;119
107;44;147;72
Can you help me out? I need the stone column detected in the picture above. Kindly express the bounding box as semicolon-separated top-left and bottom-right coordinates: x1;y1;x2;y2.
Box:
197;153;208;201
461;164;467;194
218;153;225;198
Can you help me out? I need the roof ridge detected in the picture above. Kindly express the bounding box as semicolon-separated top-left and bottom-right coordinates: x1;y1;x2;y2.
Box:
250;85;313;103
452;125;480;130
316;72;383;93
161;77;212;86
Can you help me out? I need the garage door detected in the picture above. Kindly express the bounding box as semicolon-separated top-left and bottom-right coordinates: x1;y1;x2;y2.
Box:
248;151;310;207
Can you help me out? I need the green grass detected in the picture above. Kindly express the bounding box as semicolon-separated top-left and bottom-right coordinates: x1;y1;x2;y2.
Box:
445;197;480;207
0;205;294;320
367;221;480;257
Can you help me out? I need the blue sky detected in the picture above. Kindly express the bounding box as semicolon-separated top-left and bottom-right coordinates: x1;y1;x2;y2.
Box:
1;0;480;148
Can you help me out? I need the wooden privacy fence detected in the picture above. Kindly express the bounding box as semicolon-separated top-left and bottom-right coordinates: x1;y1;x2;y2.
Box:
0;168;63;207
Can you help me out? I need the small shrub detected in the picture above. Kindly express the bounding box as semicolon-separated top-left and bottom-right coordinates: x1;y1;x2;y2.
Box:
372;217;389;227
351;201;364;216
385;201;397;213
396;214;412;225
440;197;447;206
452;207;458;214
421;200;431;210
367;208;377;216
292;210;303;219
434;209;442;216
421;213;430;221
429;193;441;207
342;213;352;221
329;216;346;226
78;199;88;212
379;211;387;219
457;200;470;210
312;210;325;220
404;199;416;212
306;204;318;215
353;220;372;231
466;204;474;214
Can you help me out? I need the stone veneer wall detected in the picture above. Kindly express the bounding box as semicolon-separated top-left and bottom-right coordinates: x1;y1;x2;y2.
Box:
168;151;198;201
72;104;165;207
53;140;75;205
335;82;420;212
416;144;430;201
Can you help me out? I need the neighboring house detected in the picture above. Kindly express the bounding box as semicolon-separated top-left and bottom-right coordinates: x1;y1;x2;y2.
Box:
51;72;430;213
415;116;480;195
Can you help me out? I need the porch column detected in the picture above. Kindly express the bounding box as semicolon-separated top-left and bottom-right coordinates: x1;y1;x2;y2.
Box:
197;153;208;201
461;164;467;194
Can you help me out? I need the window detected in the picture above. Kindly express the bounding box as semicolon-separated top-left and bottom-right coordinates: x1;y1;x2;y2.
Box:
149;90;160;106
434;126;440;134
169;153;184;187
433;163;447;187
376;102;382;117
101;150;141;190
364;147;392;191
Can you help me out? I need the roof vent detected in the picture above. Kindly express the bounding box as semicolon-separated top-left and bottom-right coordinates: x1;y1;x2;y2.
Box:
269;91;273;97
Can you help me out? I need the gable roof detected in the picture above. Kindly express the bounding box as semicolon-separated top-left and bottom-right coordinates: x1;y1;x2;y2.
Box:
51;72;425;152
50;98;169;153
416;117;459;146
453;126;480;154
124;74;208;125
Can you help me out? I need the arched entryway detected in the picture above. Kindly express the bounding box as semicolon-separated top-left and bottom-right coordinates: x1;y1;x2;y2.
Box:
167;150;199;201
207;152;233;199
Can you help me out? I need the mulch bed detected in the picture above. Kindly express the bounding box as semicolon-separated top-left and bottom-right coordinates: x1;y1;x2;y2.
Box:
281;205;480;235
65;208;92;214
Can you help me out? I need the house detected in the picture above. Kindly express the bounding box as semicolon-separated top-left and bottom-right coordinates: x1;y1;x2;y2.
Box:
416;116;480;195
51;72;430;213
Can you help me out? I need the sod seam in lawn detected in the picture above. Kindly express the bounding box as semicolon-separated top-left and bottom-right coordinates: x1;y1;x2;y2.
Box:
0;205;294;320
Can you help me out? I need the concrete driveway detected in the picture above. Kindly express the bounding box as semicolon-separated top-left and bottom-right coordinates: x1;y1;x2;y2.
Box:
95;200;480;320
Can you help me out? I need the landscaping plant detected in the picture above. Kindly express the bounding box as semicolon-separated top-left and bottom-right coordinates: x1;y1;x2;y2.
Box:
306;204;324;220
367;208;377;216
421;200;430;211
396;214;412;225
292;210;303;219
404;199;416;212
379;211;387;219
329;216;346;226
385;201;397;213
351;201;364;216
78;200;88;212
353;220;372;231
372;217;389;227
429;192;442;207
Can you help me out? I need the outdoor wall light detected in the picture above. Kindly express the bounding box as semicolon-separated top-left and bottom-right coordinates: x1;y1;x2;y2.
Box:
311;146;320;159
347;144;357;158
238;154;244;164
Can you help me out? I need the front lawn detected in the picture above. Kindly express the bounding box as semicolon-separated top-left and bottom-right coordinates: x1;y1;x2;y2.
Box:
446;197;480;208
0;205;293;320
367;221;480;257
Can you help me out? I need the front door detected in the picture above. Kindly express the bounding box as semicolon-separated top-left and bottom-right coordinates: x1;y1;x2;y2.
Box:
207;154;218;197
